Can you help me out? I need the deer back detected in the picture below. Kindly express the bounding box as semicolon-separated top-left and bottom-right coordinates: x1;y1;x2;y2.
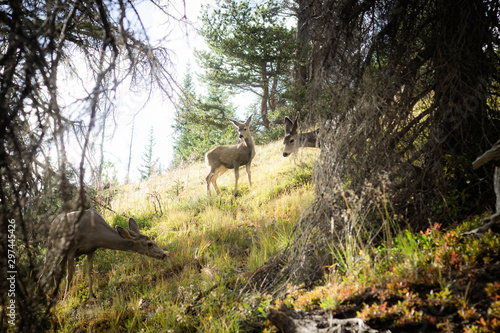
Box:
206;141;254;169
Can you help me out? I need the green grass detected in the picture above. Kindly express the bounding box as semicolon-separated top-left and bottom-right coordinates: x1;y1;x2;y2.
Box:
50;139;500;332
51;140;318;332
272;218;500;332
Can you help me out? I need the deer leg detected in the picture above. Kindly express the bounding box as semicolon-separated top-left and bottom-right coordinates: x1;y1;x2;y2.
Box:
212;177;221;195
206;171;214;197
233;163;240;196
211;166;226;196
212;168;220;195
63;251;75;300
246;163;252;188
52;254;68;289
87;252;95;299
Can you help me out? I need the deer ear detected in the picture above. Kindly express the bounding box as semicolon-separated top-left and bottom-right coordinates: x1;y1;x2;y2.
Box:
128;218;140;234
245;114;253;125
229;119;240;128
291;116;299;133
116;226;136;240
284;117;294;134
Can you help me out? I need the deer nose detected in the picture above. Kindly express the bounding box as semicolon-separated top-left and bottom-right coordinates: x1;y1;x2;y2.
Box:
283;152;289;157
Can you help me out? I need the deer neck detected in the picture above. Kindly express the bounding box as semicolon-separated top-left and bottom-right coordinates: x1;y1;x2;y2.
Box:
99;230;135;252
299;130;318;148
242;135;255;150
79;222;135;253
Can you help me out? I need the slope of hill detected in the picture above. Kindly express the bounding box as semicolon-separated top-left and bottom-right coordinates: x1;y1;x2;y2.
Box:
50;139;500;333
52;139;319;332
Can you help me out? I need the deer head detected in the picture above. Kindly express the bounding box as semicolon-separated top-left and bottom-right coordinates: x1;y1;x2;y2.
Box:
116;218;167;260
283;116;299;157
229;115;253;140
283;116;319;157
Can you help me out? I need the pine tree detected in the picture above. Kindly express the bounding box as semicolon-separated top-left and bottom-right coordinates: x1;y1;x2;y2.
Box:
197;0;295;129
172;65;237;168
138;127;159;180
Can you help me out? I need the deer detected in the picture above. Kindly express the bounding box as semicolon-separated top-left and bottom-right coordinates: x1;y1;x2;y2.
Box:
43;209;168;300
467;139;500;235
282;116;320;157
205;115;256;197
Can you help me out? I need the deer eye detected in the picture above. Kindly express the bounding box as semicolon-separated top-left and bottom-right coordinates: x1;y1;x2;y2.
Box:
290;139;294;143
147;242;153;247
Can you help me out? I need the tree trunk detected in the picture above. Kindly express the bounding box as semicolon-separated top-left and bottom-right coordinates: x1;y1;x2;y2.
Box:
432;0;490;154
98;103;108;181
126;118;135;184
261;65;270;129
495;167;500;213
425;0;492;220
294;0;311;111
269;74;279;113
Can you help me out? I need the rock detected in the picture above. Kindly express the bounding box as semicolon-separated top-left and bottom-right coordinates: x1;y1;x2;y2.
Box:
268;305;388;333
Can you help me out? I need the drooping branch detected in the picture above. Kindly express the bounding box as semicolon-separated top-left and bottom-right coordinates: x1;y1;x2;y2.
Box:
0;0;182;330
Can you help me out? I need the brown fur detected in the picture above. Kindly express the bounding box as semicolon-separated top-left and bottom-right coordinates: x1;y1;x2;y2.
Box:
205;115;256;196
44;209;167;300
282;116;319;157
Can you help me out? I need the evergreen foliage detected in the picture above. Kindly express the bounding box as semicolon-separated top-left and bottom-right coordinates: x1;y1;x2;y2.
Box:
197;0;295;129
138;128;159;180
172;65;238;167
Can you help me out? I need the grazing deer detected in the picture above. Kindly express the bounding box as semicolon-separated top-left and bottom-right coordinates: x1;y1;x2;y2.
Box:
282;116;320;157
44;209;167;300
205;115;256;197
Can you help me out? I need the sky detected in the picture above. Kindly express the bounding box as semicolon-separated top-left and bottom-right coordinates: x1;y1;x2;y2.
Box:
64;0;253;184
109;0;205;182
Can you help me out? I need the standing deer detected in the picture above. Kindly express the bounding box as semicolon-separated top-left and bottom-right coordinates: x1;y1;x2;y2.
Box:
43;209;167;300
205;115;256;197
282;116;320;157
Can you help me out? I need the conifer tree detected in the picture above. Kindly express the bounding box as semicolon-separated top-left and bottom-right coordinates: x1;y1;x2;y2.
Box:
197;0;295;129
172;66;237;167
138;127;159;180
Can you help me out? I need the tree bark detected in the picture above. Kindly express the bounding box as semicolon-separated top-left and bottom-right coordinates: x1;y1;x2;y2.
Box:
261;65;270;129
294;0;311;111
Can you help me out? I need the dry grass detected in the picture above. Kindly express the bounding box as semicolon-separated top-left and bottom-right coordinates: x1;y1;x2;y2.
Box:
52;139;319;332
50;138;500;333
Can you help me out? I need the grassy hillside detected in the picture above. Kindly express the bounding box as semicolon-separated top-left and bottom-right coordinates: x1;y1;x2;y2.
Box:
51;139;500;332
52;140;319;332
